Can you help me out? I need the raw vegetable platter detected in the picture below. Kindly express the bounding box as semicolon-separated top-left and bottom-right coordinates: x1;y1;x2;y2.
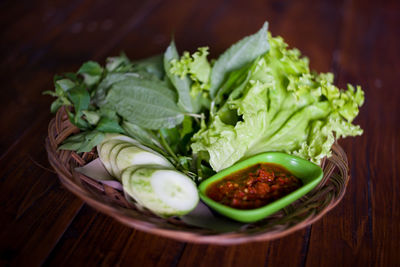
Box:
45;21;363;244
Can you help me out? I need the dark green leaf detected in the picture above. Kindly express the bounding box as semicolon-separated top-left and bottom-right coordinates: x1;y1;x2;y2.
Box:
93;72;141;106
214;63;252;105
64;72;80;82
77;131;105;153
105;77;183;129
78;61;104;86
58;140;83;151
133;54;165;79
42;90;58;97
78;61;103;76
106;53;133;72
58;131;105;153
68;86;90;114
67;109;90;129
178;156;192;170
95;117;125;133
64;131;87;142
55;79;76;92
82;110;100;125
122;121;166;156
99;106;119;121
180;115;194;138
53;74;64;83
164;41;194;113
160;127;180;153
50;99;63;113
209;21;269;97
44;78;74;113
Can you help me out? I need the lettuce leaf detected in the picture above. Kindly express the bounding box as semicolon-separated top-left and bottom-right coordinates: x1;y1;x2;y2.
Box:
192;34;364;171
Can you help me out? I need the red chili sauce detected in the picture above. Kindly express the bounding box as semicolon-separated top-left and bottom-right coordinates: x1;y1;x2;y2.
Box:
206;163;303;210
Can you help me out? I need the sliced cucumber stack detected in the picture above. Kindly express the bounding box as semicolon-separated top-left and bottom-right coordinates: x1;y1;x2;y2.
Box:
115;146;172;178
98;139;124;176
109;142;134;177
97;133;139;152
97;134;199;217
122;167;199;216
97;134;173;180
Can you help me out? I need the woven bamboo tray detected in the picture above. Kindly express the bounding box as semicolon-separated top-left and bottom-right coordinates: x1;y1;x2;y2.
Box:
45;107;350;245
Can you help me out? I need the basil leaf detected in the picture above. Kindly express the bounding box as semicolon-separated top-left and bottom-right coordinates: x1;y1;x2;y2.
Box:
209;21;269;98
99;106;119;121
106;54;132;72
50;99;64;113
67;86;90;128
164;40;193;113
78;61;103;76
59;131;105;153
58;134;85;151
133;54;165;79
78;61;103;86
76;131;105;153
64;72;80;83
122;121;164;153
106;77;184;129
68;86;90;114
55;79;75;92
82;110;100;125
95;117;125;133
93;72;142;106
67;109;89;129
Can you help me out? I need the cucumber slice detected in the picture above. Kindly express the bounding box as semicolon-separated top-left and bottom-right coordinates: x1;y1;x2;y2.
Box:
109;142;135;179
97;139;124;176
121;166;145;206
97;134;140;175
97;133;139;152
123;167;199;216
115;146;173;178
97;133;172;180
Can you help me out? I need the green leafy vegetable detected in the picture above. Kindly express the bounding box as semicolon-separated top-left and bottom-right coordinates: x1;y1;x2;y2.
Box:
55;78;76;92
45;21;364;184
209;21;270;97
68;86;90;114
67;85;90;127
106;53;132;72
82;110;101;125
122;121;164;153
192;34;364;171
170;46;211;97
103;76;184;129
59;131;105;153
164;41;194;113
43;78;75;112
77;61;104;86
93;73;136;105
133;54;165;80
95;117;125;133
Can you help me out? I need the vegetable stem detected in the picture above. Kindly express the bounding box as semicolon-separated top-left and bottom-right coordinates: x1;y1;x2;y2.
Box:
159;130;180;163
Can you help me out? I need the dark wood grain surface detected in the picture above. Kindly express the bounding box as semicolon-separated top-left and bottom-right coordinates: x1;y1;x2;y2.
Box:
1;0;399;266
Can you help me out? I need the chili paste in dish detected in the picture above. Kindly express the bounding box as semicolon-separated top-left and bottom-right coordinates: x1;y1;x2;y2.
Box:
206;163;303;210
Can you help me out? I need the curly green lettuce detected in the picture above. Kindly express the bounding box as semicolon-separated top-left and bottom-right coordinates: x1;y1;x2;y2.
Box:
191;34;364;171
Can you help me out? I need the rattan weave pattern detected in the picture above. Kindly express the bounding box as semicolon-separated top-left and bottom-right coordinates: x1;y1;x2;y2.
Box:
45;107;350;245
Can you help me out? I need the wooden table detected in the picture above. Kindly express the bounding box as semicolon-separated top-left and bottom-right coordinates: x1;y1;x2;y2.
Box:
1;0;398;265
